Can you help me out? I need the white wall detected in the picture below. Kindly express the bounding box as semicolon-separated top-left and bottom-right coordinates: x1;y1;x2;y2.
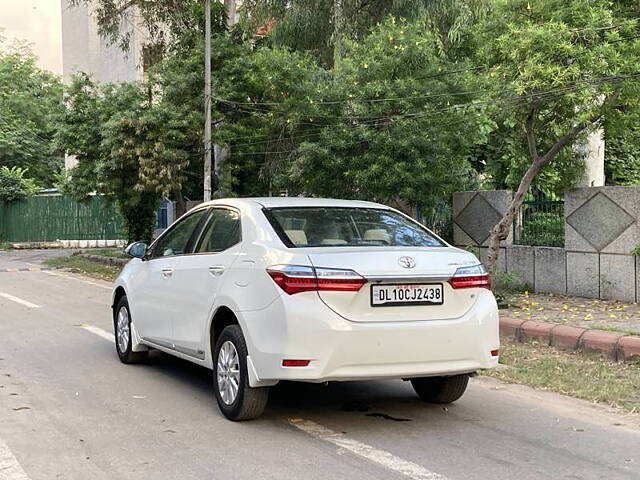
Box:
61;0;143;84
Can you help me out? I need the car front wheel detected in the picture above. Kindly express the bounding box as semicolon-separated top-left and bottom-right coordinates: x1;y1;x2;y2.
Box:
114;295;148;364
213;325;269;421
411;374;469;404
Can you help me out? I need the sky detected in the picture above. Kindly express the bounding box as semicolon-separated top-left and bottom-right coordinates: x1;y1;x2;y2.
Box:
0;0;62;74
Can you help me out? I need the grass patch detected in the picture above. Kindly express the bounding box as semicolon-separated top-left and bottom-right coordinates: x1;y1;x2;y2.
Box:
45;255;121;282
484;339;640;413
80;248;127;258
587;324;640;337
0;242;13;250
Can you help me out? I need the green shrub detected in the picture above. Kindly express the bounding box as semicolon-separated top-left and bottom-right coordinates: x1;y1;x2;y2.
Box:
0;166;39;202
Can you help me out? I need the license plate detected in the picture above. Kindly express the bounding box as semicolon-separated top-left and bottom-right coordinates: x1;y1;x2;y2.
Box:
371;283;444;307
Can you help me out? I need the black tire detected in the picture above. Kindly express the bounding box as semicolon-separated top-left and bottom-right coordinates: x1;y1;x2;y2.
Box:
114;295;148;364
213;325;269;421
411;374;469;404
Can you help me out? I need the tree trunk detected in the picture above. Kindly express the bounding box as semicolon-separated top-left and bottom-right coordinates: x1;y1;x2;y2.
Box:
484;112;590;273
174;188;187;218
485;160;545;273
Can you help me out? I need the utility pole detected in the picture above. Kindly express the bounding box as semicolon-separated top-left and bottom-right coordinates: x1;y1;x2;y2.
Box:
203;0;212;201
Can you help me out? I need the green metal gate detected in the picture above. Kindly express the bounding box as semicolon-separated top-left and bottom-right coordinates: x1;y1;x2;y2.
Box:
0;195;124;242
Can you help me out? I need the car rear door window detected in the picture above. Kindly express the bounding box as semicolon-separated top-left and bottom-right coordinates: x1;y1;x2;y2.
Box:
151;209;209;258
195;208;241;253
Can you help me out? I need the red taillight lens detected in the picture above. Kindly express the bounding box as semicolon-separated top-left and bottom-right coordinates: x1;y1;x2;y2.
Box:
267;265;367;295
449;274;492;290
282;359;310;367
490;349;499;357
449;264;491;290
267;269;318;294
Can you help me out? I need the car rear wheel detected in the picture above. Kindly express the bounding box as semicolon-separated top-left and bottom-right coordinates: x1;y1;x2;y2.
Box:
411;374;469;404
114;295;148;364
213;325;269;421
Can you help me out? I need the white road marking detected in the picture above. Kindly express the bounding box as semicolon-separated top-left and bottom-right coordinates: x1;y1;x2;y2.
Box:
81;324;113;342
289;419;448;480
0;437;31;480
0;293;40;309
38;269;112;291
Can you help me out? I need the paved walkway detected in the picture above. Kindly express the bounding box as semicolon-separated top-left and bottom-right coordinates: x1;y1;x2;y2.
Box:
501;292;640;336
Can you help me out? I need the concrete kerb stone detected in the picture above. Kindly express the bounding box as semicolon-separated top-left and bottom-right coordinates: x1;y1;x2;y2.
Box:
500;317;526;339
550;325;587;349
618;336;640;360
520;321;555;344
79;253;128;267
500;317;640;361
580;330;624;358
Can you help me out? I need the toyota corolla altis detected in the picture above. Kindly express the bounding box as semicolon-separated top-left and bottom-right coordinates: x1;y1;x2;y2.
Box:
112;198;499;420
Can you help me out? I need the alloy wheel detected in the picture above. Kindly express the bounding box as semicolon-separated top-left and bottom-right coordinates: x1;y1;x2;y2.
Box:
116;306;130;353
217;341;240;405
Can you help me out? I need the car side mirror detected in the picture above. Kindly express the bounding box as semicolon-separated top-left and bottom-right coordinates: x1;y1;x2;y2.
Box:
125;242;148;259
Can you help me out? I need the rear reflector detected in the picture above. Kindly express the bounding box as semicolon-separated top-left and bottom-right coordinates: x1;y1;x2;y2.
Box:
490;349;499;357
267;265;367;295
282;359;310;367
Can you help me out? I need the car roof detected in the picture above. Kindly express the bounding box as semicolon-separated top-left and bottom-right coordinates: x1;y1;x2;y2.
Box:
198;197;389;210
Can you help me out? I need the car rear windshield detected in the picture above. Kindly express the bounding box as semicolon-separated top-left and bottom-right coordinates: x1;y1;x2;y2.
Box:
265;207;445;248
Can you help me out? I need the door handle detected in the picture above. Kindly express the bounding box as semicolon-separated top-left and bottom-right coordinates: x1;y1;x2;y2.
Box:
161;268;174;278
208;266;225;277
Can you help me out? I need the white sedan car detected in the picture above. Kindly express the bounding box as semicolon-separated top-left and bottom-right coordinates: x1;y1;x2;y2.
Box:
112;197;499;420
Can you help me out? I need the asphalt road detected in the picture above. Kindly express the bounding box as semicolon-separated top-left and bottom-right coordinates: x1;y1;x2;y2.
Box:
0;251;639;480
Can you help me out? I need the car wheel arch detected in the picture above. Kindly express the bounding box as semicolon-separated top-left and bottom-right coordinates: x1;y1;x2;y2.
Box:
112;286;127;315
209;306;241;362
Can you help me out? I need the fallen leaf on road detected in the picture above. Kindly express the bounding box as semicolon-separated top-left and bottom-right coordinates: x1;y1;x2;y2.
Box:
12;406;30;411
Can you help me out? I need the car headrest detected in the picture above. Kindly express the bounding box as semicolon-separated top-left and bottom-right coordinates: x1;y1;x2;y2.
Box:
321;239;348;245
364;229;391;244
286;229;308;246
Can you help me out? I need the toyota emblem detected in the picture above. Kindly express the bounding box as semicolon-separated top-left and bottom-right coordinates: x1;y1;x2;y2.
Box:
398;256;416;269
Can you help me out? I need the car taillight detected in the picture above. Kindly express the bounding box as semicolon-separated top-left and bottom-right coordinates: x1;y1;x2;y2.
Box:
449;264;491;290
267;265;367;295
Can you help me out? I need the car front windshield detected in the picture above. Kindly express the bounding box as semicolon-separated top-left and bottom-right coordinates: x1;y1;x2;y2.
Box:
265;207;444;248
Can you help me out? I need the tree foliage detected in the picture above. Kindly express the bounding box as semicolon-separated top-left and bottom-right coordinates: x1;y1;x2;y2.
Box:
271;19;491;208
57;0;640;253
0;40;63;184
474;0;640;270
239;0;490;63
0;166;38;202
57;76;162;242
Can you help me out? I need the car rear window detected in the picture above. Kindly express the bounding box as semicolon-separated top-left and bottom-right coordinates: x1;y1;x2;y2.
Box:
264;207;444;248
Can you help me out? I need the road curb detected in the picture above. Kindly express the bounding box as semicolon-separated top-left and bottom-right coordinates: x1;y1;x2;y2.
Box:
77;253;129;267
499;318;640;361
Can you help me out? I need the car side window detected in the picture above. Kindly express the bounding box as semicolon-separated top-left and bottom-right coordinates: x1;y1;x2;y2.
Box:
151;209;209;259
195;208;241;253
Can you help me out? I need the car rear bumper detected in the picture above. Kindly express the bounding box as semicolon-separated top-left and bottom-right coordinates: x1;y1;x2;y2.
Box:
241;289;499;384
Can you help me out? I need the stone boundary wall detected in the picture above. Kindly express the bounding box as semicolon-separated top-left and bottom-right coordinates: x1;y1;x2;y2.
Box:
455;186;640;303
472;245;640;303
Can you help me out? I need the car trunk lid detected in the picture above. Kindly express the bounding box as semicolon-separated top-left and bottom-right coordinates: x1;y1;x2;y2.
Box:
307;247;481;322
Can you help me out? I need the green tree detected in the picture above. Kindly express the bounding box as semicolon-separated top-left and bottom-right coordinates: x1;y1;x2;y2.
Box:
475;0;640;271
240;0;490;63
0;39;63;184
265;18;492;211
57;76;161;243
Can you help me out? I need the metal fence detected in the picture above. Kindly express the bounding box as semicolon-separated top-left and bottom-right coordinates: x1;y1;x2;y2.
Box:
0;195;124;242
514;199;565;247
